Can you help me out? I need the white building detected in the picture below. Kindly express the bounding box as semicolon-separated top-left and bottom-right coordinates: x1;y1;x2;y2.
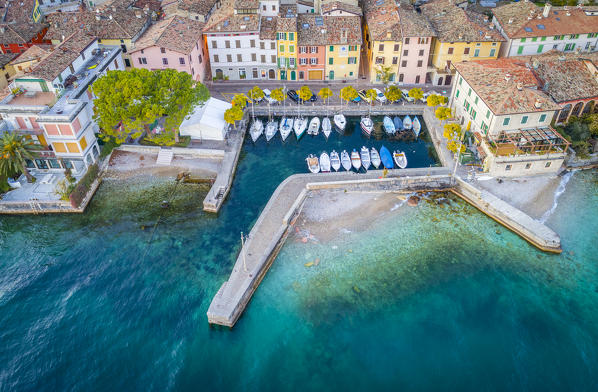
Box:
492;2;598;57
179;97;232;141
450;58;570;177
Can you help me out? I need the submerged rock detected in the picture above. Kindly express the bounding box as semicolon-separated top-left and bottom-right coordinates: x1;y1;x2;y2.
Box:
407;195;420;207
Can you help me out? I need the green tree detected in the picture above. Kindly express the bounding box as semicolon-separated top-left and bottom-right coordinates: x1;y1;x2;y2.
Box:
231;93;248;109
447;139;466;154
340;86;358;106
375;65;394;85
408;87;424;102
92;68;209;145
270;88;285;105
224;106;244;130
318;87;333;115
366;88;377;115
426;94;441;107
298;86;313;102
247;86;264;119
0;131;42;183
443;123;463;141
435;107;452;125
384;85;402;103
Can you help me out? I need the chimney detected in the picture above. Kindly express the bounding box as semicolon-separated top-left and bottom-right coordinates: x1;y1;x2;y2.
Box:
534;98;542;108
505;73;511;82
543;3;551;18
508;18;513;24
516;82;523;90
566;11;571;16
109;15;113;20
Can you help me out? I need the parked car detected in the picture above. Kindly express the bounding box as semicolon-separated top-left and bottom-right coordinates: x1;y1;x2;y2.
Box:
358;89;373;103
262;88;277;105
374;88;387;103
287;89;300;103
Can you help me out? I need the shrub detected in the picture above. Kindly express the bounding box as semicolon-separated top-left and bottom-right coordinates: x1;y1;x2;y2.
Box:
69;164;99;207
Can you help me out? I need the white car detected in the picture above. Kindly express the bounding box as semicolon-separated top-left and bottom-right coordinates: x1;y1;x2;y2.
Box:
262;88;277;105
374;88;387;103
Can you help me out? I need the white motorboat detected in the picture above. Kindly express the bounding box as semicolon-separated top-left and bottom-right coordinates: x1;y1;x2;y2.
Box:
308;117;320;136
294;117;308;140
412;116;422;138
403;115;412;130
320;152;331;172
360;146;371;170
383;116;395;135
322;117;332;139
393;150;408;169
306;154;320;173
351;149;361;170
370;147;381;169
265;120;278;142
279;117;293;141
249;119;263;142
340;150;351;171
360;116;374;137
334;114;346;132
330;150;341;171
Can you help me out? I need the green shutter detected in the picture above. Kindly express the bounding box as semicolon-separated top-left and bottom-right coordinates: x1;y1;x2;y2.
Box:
539;114;546;122
521;38;526;43
329;46;334;52
537;44;544;53
456;89;460;98
541;36;546;41
517;46;523;54
329;58;333;65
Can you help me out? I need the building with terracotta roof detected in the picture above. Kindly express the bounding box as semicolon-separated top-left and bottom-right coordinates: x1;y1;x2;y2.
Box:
44;6;151;68
0;0;42;23
129;17;208;81
276;8;298;80
7;44;51;77
297;15;326;80
320;1;361;16
492;2;598;57
449;57;569;176
0;22;50;55
162;0;221;22
0;53;18;90
37;0;82;13
321;15;361;80
421;0;504;86
0;35;125;174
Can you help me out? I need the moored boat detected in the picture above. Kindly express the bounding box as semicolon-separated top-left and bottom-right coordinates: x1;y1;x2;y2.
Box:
351;149;361;170
334;114;346;133
306;154;320;173
340;150;351;171
383;116;395;135
380;145;394;169
403;115;412;130
393;150;408;169
360;146;371;170
412;116;421;138
322;117;332;139
265;120;278;142
330;150;341;171
320;151;331;172
249;119;263;142
360;116;374;137
370;147;381;169
280;117;293;141
393;116;403;131
308;117;320;136
294;117;308;140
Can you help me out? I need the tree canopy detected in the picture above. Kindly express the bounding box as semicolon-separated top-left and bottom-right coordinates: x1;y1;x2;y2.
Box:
340;86;358;103
224;106;243;127
270;88;285;104
92;68;209;145
0;131;42;182
426;94;441;107
298;86;313;102
408;88;424;101
384;86;402;103
375;65;394;85
318;87;333;102
247;86;264;101
231;93;248;108
435;107;452;124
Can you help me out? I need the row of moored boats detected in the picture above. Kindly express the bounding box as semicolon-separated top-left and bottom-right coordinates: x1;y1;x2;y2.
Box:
249;114;421;143
306;145;407;173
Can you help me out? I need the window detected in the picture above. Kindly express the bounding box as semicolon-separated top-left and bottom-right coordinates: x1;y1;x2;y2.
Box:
503;117;510;126
403;49;408;56
490;48;496;57
517;46;523;54
138;57;147;65
300;46;306;53
415;75;420;83
464;47;470;55
250;40;255;48
401;60;407;67
545;161;551;168
419;49;424;56
214;55;219;63
375;57;384;64
289;45;294;53
379;44;384;51
393;44;400;52
310;58;317;65
474;96;479;105
329;58;333;65
505;165;512;171
531;37;537;42
348;57;357;64
448;47;454;54
471;110;476;120
271;55;276;63
537;44;544;53
539;114;547;122
261;55;266;63
399;73;404;82
525;163;532;169
212;40;217;48
160;47;166;53
251;53;256;61
124;58;131;67
521;38;527;43
464;100;470;111
239;69;246;79
260;42;265;50
253;68;258;78
237;54;242;62
162;58;168;65
392;57;398;65
521;115;528;124
289;33;294;40
349;72;353;76
486;110;490;119
330;45;334;52
468;88;471;96
300;58;307;65
179;57;185;65
227;54;232;62
473;49;479;57
570;34;579;39
417;60;422;67
271;42;275;50
310;46;317;53
459;77;462;85
289;58;295;66
405;38;410;44
225;40;230;48
456;89;460;98
418;38;427;44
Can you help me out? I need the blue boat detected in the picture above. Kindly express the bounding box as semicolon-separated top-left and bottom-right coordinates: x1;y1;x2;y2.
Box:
403;115;412;130
383;116;395;135
380;145;394;169
393;116;403;131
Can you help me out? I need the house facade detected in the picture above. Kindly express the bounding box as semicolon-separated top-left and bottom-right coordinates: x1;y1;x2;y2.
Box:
276;11;298;80
323;16;361;81
296;15;326;81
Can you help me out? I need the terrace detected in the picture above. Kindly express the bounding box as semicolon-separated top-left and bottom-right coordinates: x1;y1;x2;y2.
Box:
481;127;570;157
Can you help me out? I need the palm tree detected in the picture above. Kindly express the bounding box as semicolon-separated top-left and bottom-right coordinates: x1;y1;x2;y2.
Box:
0;131;42;183
318;87;333;116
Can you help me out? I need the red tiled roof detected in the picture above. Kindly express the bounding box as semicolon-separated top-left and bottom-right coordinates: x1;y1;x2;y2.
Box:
132;17;203;54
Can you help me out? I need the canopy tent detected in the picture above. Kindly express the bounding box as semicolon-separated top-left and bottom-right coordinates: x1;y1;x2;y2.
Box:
179;97;232;141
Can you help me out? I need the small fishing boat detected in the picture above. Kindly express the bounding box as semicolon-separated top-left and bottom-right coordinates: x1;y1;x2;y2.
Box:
393;116;403;131
380;145;394;169
294;117;308;140
322;117;332;139
334;114;346;132
330;150;341;171
308;117;320;136
320;152;331;172
351;149;361;170
383;116;395;135
360;146;371;170
393;150;408;169
412;116;421;138
370;147;381;169
403;115;412;130
306;154;320;173
279;117;293;141
340;150;351;171
360;116;374;137
249;119;263;142
265;120;278;142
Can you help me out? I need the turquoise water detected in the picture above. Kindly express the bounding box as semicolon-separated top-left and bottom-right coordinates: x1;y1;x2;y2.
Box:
0;125;597;390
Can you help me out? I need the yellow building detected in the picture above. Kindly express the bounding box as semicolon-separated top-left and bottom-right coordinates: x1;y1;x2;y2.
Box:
0;54;18;90
421;0;504;86
323;16;361;81
276;14;298;80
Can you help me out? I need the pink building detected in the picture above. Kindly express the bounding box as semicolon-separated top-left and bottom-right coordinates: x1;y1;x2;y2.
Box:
397;6;434;85
130;17;208;82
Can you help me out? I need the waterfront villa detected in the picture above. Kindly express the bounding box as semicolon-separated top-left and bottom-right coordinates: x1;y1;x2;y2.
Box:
420;0;504;87
129;17;208;82
450;58;569;177
44;6;151;69
0;34;125;174
492;2;598;57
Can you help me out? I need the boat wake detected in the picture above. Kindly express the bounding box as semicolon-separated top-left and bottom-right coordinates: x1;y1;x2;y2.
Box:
540;170;575;224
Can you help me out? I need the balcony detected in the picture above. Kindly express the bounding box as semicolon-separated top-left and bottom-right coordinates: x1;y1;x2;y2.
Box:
480;127;570;159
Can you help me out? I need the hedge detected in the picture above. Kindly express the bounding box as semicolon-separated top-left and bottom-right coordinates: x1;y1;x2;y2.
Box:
69;163;99;208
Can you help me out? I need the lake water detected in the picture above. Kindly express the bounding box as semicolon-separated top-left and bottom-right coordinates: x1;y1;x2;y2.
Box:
0;123;596;390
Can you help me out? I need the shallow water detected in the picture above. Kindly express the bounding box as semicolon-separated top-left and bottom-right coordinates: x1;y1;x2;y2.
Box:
0;125;597;390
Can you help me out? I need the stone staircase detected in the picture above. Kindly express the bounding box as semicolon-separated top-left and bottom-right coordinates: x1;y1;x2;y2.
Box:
156;148;174;166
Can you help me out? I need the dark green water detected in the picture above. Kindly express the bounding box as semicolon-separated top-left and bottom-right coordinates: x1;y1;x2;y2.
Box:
0;120;597;390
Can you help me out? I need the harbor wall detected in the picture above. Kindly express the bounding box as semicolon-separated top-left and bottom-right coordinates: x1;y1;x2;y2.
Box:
118;144;225;159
